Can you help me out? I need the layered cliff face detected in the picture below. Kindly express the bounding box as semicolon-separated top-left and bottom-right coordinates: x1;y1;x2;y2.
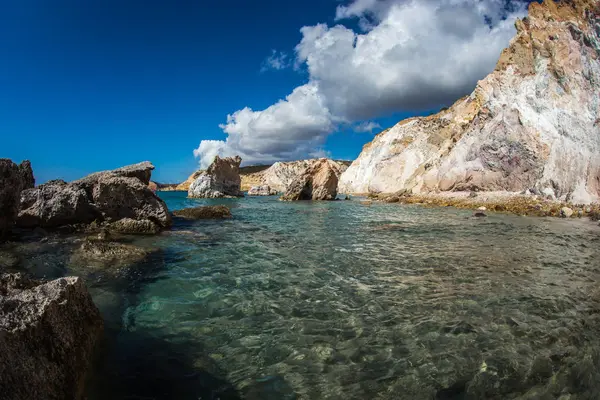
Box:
339;0;600;204
245;159;350;193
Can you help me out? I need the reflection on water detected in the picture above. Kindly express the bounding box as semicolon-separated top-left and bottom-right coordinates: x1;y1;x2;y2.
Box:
4;191;600;399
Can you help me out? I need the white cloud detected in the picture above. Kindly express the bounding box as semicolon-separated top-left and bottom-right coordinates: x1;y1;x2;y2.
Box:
195;0;529;167
261;50;290;72
354;121;382;133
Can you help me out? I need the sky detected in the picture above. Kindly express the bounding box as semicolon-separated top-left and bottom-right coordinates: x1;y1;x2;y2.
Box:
1;0;533;184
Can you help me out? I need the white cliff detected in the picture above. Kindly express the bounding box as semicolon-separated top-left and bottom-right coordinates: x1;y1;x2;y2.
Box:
339;0;600;204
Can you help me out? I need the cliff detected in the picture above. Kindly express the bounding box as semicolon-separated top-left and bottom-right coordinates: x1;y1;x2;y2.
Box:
339;0;600;204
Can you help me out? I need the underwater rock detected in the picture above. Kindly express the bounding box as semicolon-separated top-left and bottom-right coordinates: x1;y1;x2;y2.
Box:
70;239;152;268
109;218;162;235
17;162;170;233
188;156;244;198
173;205;232;220
0;273;103;399
0;159;34;240
280;158;340;201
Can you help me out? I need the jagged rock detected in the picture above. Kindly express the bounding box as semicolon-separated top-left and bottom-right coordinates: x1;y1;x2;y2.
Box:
339;0;600;204
248;185;277;196
280;159;340;201
172;205;232;220
0;273;103;399
188;156;244;198
17;162;170;233
0;159;34;240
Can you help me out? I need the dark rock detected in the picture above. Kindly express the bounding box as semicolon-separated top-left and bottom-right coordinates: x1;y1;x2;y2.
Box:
0;159;35;240
17;162;170;233
473;212;487;218
188;156;244;198
173;205;232;220
0;273;103;399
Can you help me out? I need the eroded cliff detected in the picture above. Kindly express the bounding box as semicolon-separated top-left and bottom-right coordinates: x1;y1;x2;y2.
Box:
339;0;600;204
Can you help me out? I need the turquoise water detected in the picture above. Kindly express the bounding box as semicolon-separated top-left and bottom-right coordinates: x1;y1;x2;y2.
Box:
6;191;600;399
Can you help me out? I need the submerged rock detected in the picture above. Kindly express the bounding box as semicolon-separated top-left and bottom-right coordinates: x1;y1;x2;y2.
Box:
70;239;152;268
248;185;277;196
108;218;161;235
173;205;232;220
188;156;244;198
17;162;170;233
339;0;600;204
280;159;340;201
0;273;103;399
0;159;34;240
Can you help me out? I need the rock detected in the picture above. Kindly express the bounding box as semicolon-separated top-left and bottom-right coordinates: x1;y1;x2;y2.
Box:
474;212;487;218
384;196;400;203
241;159;350;193
280;159;340;201
0;273;103;399
17;162;170;233
148;181;158;192
70;239;151;268
560;207;574;218
109;218;161;235
0;159;34;240
339;1;600;204
477;206;487;211
248;185;277;196
172;205;232;220
469;191;478;198
188;156;244;198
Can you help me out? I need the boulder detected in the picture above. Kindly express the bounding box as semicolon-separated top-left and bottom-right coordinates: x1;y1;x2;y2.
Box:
248;185;277;196
17;162;171;233
560;207;574;218
0;273;103;399
188;156;244;198
108;218;161;235
280;159;340;201
70;239;152;268
172;205;232;220
0;159;34;240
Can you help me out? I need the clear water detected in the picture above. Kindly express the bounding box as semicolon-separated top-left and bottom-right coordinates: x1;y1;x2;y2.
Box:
5;191;600;399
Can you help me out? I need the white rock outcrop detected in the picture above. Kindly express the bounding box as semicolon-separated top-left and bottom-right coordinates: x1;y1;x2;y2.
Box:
339;0;600;204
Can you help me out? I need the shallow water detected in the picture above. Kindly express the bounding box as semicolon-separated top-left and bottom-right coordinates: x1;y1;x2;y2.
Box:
5;192;600;399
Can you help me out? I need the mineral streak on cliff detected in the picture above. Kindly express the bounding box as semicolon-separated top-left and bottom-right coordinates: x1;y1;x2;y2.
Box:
339;0;600;204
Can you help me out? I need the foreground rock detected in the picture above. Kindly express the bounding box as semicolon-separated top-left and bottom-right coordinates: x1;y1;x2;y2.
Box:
0;273;103;399
17;162;171;233
0;159;34;240
173;205;232;219
70;238;152;269
188;156;244;198
281;159;340;201
248;185;277;196
339;0;600;204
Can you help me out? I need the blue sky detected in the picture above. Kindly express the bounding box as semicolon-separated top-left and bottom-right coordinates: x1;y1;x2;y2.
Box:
1;0;530;184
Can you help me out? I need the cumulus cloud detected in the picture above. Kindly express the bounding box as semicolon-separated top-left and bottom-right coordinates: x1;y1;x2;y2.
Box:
260;50;290;72
195;0;529;166
354;121;382;133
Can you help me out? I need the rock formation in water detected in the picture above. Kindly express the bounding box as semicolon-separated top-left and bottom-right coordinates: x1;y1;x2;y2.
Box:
248;185;278;196
339;0;600;204
188;156;244;198
243;159;350;193
0;273;103;399
0;159;34;240
17;162;171;233
281;159;341;201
